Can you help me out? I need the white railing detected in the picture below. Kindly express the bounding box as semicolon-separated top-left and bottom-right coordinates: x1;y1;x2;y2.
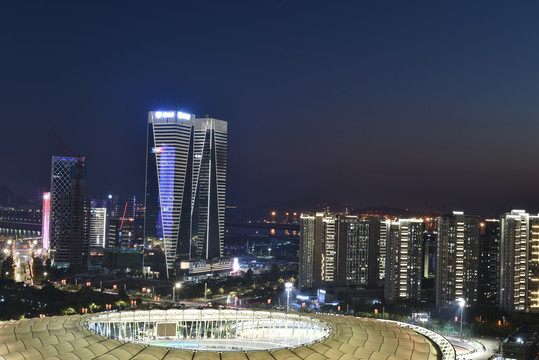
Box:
84;309;331;352
379;319;456;360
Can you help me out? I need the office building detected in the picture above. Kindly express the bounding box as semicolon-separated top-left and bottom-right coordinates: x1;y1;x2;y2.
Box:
89;208;107;250
108;217;135;249
436;211;480;307
385;219;424;302
49;156;88;270
500;210;539;312
190;117;227;260
107;194;136;219
479;219;500;306
51;157;90;271
144;111;227;277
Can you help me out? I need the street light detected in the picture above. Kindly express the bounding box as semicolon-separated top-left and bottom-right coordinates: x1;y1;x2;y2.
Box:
458;298;465;340
285;282;293;312
173;282;182;304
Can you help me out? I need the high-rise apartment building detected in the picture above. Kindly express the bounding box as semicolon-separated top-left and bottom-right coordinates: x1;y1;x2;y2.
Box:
144;111;227;276
423;218;437;279
321;214;337;284
49;156;88;270
479;219;500;306
378;220;389;281
436;211;480;307
334;216;378;287
500;210;539;312
299;213;324;290
385;219;424;302
299;212;380;290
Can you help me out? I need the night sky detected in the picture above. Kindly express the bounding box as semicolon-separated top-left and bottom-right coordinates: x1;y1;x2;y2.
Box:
3;1;539;217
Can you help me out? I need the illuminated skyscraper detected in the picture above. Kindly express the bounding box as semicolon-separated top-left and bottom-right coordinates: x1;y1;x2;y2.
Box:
190;117;227;260
436;211;480;307
144;111;227;276
500;210;539;312
50;156;88;270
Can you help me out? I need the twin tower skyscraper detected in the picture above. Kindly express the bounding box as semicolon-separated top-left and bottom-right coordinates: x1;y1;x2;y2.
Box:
144;111;227;276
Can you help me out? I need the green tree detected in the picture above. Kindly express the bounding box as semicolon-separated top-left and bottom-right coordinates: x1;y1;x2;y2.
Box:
118;288;129;301
32;257;45;282
244;269;253;283
1;256;14;280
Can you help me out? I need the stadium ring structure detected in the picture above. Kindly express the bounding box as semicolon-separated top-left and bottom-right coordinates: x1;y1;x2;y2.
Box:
0;309;454;360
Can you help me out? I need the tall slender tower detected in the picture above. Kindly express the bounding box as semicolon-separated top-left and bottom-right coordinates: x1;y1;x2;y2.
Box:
191;118;227;259
144;111;194;273
42;192;51;252
49;156;87;270
144;111;227;277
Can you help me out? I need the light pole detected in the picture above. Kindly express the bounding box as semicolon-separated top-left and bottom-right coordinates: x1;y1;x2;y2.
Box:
285;282;292;312
173;282;182;305
458;298;465;340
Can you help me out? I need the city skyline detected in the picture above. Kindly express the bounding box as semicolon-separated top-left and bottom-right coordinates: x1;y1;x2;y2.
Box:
3;2;539;217
3;3;539;357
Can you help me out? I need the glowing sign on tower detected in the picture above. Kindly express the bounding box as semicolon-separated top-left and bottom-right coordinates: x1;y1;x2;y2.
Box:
153;111;192;120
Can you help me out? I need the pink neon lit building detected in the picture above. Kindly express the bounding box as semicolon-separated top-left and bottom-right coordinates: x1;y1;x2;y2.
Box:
42;192;50;252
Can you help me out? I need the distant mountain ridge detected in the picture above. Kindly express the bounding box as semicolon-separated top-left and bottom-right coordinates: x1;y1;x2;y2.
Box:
226;197;432;222
0;185;31;206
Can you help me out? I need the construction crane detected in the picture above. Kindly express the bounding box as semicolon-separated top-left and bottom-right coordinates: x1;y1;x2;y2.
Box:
47;131;77;157
118;201;130;248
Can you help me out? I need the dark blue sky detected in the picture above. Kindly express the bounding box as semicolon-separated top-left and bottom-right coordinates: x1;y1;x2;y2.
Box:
2;1;539;216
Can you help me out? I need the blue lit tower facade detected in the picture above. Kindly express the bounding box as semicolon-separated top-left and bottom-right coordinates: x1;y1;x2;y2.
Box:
144;111;227;276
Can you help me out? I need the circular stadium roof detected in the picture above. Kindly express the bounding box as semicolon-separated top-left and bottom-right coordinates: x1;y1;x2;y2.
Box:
86;309;332;352
0;310;440;360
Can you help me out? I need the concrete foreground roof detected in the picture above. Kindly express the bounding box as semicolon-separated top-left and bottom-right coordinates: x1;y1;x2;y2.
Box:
0;312;438;360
